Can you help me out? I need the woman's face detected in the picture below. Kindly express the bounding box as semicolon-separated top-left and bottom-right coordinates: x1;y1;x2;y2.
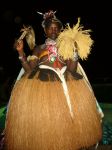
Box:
45;23;60;40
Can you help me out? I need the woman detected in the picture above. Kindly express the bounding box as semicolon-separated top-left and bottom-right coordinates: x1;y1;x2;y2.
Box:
5;10;103;150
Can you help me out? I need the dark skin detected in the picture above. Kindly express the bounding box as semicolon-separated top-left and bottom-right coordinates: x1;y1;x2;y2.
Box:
15;22;63;70
44;22;60;40
15;22;82;79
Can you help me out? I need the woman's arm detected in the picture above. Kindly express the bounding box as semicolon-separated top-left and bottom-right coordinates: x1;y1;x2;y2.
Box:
14;40;31;72
66;50;83;80
14;40;39;72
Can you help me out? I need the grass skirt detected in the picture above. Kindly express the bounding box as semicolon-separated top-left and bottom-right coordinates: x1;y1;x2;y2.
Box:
5;68;102;150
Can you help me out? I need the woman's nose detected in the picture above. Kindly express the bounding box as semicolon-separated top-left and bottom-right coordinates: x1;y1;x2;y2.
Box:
52;28;57;33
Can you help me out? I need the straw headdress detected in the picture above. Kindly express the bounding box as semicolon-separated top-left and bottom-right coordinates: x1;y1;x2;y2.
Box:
56;18;94;60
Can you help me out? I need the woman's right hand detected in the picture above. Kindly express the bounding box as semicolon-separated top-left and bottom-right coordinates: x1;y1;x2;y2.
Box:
14;40;24;52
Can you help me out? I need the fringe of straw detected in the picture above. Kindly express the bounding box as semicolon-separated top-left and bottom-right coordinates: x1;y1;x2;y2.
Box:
56;18;94;60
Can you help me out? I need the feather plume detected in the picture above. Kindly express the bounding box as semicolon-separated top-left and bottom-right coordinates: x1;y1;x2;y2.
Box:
18;25;36;50
25;26;36;50
56;18;94;60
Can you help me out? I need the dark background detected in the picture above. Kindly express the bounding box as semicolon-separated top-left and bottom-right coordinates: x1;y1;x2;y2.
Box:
0;0;112;103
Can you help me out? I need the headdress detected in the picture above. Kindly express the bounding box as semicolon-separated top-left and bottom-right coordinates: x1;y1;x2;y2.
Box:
56;18;94;60
37;10;63;30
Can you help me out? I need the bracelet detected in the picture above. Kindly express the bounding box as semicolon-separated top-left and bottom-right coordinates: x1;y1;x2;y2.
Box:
19;56;24;60
27;55;38;61
18;53;26;60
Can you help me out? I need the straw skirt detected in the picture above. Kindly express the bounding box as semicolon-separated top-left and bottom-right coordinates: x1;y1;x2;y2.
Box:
5;69;102;150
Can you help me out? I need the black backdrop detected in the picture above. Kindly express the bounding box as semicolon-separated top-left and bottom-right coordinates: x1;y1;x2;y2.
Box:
0;0;112;84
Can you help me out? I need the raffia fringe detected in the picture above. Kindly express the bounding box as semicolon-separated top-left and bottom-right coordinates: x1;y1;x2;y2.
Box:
56;18;94;60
